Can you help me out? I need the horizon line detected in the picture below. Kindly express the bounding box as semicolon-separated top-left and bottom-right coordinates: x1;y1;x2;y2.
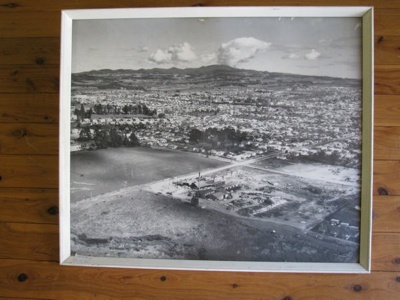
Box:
72;64;361;81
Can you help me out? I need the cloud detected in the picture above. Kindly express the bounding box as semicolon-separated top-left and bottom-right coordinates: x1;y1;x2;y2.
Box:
139;46;149;52
168;42;197;62
304;49;321;60
282;53;300;60
148;49;172;64
148;42;197;65
217;37;271;66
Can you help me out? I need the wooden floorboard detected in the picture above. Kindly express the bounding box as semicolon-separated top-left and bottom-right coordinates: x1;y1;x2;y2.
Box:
0;1;399;299
0;259;399;299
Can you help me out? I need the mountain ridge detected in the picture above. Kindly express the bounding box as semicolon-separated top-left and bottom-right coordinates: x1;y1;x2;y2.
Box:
72;64;360;83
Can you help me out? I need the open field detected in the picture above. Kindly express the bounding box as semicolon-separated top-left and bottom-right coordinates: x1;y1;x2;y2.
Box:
253;158;360;185
70;147;228;203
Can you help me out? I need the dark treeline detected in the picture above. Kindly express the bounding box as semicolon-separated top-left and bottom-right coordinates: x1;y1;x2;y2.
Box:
74;103;157;120
287;149;361;168
77;125;140;150
189;127;250;153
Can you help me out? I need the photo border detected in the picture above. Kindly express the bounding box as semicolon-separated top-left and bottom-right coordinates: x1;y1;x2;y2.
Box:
59;6;374;273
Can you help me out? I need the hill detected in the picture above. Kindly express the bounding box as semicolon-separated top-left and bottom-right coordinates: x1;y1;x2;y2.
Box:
71;64;360;91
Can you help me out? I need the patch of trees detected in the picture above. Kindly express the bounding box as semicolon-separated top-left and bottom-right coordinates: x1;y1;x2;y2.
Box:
77;125;140;150
189;127;249;153
74;104;93;120
75;103;156;119
97;82;125;90
290;149;361;168
309;149;360;167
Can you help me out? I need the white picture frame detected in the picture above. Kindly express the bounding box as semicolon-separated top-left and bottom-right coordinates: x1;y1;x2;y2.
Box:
59;6;374;273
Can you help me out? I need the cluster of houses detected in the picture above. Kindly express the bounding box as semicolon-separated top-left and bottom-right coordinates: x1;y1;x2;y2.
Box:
327;218;360;242
174;177;241;202
70;83;362;165
311;217;359;243
171;173;285;217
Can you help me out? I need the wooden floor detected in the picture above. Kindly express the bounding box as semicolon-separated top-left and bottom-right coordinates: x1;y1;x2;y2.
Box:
0;0;399;299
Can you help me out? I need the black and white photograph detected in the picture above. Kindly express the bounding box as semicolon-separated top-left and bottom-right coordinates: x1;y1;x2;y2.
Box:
60;7;373;272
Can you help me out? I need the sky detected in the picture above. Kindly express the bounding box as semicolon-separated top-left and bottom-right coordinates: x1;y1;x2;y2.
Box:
72;16;362;79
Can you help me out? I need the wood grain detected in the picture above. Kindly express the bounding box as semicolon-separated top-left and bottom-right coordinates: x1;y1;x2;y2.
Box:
0;37;60;66
0;155;58;188
0;0;197;12
0;188;58;224
0;0;396;12
375;36;400;65
375;9;400;36
0;1;399;299
0;298;52;300
0;7;399;39
0;12;60;38
374;127;400;160
0;223;58;261
375;65;400;95
0;123;58;155
375;95;400;126
0;93;58;124
0;66;59;93
373;196;400;233
372;233;400;272
374;160;400;196
0;259;399;299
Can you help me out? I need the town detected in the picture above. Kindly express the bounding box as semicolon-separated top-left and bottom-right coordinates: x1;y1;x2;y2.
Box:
71;65;361;168
70;65;362;245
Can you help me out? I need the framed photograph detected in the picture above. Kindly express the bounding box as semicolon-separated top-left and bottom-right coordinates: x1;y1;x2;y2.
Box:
59;6;374;273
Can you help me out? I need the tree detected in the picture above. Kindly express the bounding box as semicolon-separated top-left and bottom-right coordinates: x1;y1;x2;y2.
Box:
122;105;129;114
189;129;203;144
86;107;93;119
127;132;140;147
329;150;342;165
78;127;91;141
95;103;103;114
142;104;150;115
93;128;109;149
79;104;86;120
109;127;123;147
74;107;80;118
